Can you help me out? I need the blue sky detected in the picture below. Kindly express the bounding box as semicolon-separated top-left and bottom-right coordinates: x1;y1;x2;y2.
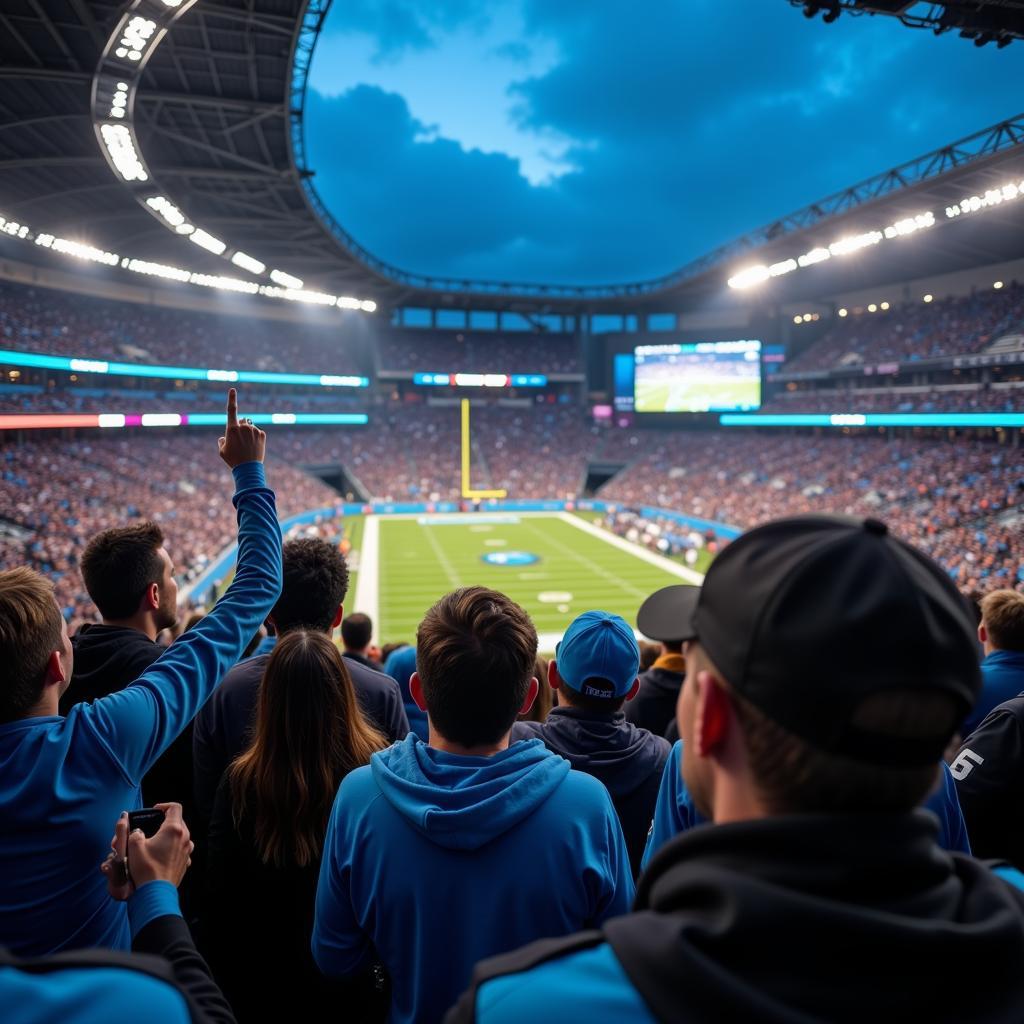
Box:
305;0;1022;286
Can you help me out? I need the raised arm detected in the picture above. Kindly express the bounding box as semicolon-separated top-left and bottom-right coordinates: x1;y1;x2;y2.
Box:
79;390;283;783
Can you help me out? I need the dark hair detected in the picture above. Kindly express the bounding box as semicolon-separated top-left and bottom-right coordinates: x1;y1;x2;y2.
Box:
519;655;552;723
639;641;661;671
270;539;350;634
80;522;165;620
0;568;64;722
380;642;408;663
341;612;373;650
416;587;537;747
557;676;626;714
229;630;387;867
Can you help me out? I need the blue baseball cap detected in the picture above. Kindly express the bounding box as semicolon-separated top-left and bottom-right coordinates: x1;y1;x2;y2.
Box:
556;611;641;698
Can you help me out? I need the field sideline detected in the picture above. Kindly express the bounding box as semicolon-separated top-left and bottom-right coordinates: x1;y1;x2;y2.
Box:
357;511;703;650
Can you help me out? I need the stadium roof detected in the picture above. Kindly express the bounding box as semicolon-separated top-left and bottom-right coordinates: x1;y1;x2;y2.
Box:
0;0;1023;315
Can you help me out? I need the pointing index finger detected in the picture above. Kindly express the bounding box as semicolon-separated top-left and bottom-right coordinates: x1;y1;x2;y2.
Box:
226;388;238;429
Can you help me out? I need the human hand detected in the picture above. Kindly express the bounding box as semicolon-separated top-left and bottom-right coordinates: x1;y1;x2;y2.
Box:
100;803;194;900
217;388;266;467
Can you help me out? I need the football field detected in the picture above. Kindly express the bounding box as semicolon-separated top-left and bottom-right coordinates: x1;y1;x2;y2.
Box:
354;512;704;650
634;376;760;413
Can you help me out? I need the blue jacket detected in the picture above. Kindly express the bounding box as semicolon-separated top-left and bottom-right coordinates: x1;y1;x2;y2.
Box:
0;463;281;956
962;649;1024;738
384;646;428;740
313;734;634;1024
641;742;971;870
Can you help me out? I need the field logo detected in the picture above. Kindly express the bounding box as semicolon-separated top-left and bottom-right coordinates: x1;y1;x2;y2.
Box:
481;551;539;567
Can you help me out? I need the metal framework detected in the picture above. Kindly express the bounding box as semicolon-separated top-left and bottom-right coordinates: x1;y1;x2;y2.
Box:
0;0;1022;313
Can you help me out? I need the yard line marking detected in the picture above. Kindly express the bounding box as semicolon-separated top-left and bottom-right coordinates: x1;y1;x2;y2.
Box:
421;522;463;589
519;519;649;601
353;514;380;641
556;512;705;585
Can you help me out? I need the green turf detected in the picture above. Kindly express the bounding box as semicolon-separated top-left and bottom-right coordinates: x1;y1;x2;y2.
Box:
634;377;760;413
570;513;715;576
376;514;696;649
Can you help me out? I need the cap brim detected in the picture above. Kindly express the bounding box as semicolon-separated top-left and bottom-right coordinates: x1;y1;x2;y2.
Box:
636;585;700;643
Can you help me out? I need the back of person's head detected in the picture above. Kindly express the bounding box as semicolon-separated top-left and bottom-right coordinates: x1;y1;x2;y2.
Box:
0;568;65;722
520;655;552;723
270;538;350;634
980;590;1024;652
554;611;640;714
384;644;417;702
341;612;373;651
639;642;661;672
681;515;981;820
416;587;537;747
381;641;408;664
229;629;386;867
80;521;169;622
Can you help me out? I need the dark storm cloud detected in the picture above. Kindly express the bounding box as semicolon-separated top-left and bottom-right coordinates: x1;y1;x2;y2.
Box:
309;2;1023;284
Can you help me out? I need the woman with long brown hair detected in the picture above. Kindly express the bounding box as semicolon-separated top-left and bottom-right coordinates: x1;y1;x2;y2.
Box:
204;629;389;1022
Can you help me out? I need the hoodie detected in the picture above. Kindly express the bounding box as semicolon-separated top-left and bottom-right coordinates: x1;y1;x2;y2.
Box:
962;649;1024;737
0;463;281;956
449;813;1024;1024
313;734;634;1024
512;707;670;876
384;645;429;741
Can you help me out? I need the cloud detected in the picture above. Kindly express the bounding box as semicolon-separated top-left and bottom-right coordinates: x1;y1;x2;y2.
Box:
308;1;1024;284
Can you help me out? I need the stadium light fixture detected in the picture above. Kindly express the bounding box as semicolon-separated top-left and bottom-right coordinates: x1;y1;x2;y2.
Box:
838;308;848;317
270;270;304;289
99;123;147;182
880;301;890;310
113;15;156;62
797;247;831;268
793;315;802;324
868;303;877;312
230;251;266;275
727;265;771;289
923;294;933;303
188;229;227;256
994;281;1004;289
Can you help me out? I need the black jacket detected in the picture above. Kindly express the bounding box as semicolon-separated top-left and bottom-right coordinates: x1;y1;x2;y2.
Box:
0;911;235;1024
955;695;1024;868
203;776;386;1023
449;812;1024;1023
512;706;669;876
623;662;684;739
66;624;193;811
192;650;409;827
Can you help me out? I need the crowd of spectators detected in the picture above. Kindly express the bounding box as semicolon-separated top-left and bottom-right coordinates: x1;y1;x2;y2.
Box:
761;385;1024;414
787;283;1024;373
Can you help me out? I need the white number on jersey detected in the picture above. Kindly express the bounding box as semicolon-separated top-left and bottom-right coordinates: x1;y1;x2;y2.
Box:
950;748;985;781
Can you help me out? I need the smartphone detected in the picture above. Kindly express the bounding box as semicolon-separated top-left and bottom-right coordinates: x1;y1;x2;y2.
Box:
128;807;165;838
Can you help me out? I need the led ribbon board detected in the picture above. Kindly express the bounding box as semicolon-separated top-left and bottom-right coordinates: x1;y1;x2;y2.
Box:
0;411;369;432
719;413;1024;428
413;373;548;387
0;349;368;388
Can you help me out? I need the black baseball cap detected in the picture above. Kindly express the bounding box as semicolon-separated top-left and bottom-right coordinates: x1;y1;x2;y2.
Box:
636;585;700;643
689;514;980;767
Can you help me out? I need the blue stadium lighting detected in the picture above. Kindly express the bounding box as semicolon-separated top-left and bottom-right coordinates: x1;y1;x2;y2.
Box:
719;413;1024;428
0;349;369;389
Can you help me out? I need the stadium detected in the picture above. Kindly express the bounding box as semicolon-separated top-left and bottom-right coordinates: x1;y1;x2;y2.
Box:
3;1;1024;1021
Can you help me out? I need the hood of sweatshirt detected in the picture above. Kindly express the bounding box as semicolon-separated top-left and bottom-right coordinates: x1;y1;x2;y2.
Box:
606;811;1024;1024
64;624;162;710
513;706;669;799
370;734;569;851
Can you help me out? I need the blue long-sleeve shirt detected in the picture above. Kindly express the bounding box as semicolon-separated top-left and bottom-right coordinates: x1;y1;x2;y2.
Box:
0;462;281;955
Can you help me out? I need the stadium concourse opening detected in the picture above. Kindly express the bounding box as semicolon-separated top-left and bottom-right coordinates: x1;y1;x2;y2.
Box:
2;2;1024;1022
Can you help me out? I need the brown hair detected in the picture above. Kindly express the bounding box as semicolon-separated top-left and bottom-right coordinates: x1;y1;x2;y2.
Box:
80;522;165;620
981;590;1024;652
694;645;954;815
0;568;64;722
519;655;552;723
229;630;387;867
416;587;538;747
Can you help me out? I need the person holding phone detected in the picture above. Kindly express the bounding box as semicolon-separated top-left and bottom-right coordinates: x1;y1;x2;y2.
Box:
1;803;236;1024
0;391;283;957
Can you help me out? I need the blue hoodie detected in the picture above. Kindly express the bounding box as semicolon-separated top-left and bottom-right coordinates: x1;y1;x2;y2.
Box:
0;463;281;956
962;649;1024;737
313;734;634;1024
641;741;972;871
384;646;428;741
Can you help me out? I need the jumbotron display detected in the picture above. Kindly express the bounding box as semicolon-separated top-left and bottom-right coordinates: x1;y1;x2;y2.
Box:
634;340;762;414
